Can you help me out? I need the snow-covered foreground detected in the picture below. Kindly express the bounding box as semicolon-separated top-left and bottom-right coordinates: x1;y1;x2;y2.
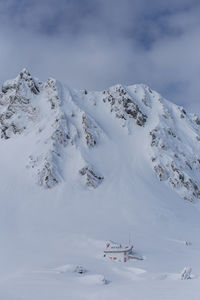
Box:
0;70;200;299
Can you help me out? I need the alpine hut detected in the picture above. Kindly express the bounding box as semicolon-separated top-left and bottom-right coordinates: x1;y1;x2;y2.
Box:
104;241;133;263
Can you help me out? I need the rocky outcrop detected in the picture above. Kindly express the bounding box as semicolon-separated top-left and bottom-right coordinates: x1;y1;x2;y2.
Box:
81;113;103;148
102;85;147;127
0;69;39;139
2;68;40;95
79;166;104;188
150;123;200;202
37;157;59;188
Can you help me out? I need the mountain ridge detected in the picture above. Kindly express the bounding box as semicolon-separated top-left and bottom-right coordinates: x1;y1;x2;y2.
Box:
0;69;200;202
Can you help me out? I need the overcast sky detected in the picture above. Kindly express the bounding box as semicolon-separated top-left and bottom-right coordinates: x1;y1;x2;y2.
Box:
0;0;200;112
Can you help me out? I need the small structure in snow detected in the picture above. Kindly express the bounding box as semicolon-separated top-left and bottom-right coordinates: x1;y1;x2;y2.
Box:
181;267;192;280
104;241;133;263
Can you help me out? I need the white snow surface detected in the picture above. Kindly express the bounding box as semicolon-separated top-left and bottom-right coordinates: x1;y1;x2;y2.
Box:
0;70;200;299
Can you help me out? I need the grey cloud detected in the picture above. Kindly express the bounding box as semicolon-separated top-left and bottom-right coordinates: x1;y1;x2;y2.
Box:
0;0;200;113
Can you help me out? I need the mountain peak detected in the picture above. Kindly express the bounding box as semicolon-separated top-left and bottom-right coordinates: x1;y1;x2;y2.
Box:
19;67;31;76
2;68;40;95
0;70;200;202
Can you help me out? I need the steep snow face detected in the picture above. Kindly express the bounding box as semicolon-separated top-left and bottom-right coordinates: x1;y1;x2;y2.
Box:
0;71;105;189
25;77;105;188
1;70;200;202
90;83;200;203
148;98;200;203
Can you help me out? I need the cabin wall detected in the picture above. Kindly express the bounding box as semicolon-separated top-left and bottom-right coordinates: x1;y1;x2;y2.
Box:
105;252;125;262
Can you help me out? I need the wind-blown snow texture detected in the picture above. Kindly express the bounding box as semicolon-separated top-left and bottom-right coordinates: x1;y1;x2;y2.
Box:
1;69;200;299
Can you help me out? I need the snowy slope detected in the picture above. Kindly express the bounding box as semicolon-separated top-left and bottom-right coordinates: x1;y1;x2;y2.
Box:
0;69;200;299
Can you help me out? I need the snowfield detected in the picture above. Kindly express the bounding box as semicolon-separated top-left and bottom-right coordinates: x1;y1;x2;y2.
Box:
0;69;200;299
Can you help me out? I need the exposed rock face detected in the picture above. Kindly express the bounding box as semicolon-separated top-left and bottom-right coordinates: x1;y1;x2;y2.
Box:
38;157;59;188
79;166;104;188
0;69;39;139
44;78;61;109
102;85;147;127
2;68;40;95
149;109;200;202
82;114;99;148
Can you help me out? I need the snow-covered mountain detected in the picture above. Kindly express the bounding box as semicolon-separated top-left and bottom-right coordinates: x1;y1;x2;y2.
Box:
1;69;200;299
1;68;200;201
